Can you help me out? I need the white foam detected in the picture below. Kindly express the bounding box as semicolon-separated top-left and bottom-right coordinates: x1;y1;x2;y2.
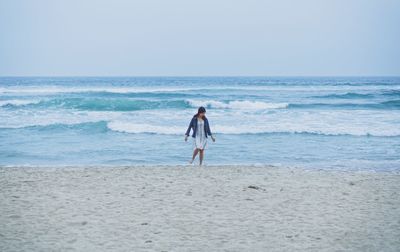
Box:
0;110;124;129
186;99;288;110
107;121;183;134
0;99;41;106
104;109;400;137
1;108;400;137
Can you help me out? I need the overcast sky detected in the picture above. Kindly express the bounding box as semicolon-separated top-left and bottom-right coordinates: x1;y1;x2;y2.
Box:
0;0;399;76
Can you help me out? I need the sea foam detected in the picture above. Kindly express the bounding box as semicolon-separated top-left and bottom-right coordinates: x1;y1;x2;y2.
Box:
0;99;41;107
186;99;288;110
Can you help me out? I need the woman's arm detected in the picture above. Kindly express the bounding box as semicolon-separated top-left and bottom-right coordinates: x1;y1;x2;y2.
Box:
205;118;212;136
185;118;193;136
205;118;215;142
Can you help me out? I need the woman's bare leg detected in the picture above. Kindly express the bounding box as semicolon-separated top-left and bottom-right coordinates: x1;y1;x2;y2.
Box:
199;149;204;166
190;148;199;164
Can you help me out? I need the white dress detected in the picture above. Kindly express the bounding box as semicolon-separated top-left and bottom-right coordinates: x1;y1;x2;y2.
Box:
193;118;207;150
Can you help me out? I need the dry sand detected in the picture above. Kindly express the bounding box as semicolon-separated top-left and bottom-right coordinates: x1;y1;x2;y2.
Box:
1;165;399;251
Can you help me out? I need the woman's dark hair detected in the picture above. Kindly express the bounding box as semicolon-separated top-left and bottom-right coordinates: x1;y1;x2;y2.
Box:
194;106;206;118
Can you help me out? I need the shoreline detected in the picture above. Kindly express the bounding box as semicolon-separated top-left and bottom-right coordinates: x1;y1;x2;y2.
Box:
1;164;399;173
1;165;399;251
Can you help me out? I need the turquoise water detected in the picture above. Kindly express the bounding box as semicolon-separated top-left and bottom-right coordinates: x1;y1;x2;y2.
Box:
0;77;399;170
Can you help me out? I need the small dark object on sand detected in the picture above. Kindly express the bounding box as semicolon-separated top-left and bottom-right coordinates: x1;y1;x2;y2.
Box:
248;185;266;191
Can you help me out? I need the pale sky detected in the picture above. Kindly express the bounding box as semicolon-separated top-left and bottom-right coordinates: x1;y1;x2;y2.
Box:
0;0;399;76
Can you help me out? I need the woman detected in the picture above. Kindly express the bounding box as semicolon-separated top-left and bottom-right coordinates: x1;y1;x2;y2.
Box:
185;106;215;165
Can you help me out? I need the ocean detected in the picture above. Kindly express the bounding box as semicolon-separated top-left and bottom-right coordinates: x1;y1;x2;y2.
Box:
0;76;399;170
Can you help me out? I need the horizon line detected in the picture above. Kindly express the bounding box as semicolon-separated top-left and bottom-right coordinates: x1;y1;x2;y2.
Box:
1;75;400;78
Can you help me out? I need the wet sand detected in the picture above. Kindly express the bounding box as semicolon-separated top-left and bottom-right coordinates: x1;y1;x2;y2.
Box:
1;165;399;251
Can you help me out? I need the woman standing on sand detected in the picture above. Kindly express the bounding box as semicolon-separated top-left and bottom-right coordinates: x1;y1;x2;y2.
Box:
185;106;215;165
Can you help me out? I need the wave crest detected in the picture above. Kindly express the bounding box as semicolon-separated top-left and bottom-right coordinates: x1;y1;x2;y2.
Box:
186;99;288;110
311;92;374;99
1;98;290;111
0;99;41;107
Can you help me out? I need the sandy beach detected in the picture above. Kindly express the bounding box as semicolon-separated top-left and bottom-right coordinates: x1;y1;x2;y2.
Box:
1;165;399;251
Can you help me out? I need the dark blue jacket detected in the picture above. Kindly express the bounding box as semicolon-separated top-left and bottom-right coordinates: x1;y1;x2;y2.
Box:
185;116;213;138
